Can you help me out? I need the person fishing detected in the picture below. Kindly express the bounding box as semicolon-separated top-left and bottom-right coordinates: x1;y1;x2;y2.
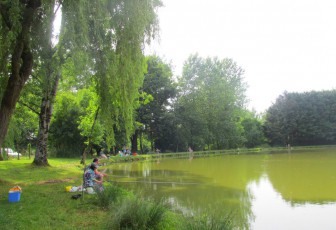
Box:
92;158;108;180
84;163;103;194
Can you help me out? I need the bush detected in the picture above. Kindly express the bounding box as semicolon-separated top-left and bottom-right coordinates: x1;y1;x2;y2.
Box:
107;197;171;230
91;181;234;229
94;183;132;210
181;214;233;230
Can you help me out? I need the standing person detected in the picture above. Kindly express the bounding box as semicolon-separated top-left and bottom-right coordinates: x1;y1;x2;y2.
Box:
188;146;193;153
84;163;103;194
188;146;194;160
126;147;131;156
122;146;127;155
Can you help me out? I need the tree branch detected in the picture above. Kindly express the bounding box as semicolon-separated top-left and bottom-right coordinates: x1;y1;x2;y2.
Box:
53;1;62;15
18;100;40;115
0;3;12;29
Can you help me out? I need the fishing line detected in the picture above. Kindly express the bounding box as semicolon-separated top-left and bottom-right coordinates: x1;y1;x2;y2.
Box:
107;180;200;185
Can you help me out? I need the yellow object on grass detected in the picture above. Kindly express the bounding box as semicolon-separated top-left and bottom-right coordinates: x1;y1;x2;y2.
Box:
65;186;72;192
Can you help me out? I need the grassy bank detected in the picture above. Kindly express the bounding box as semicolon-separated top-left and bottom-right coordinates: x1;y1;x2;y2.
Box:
0;158;232;230
0;159;108;229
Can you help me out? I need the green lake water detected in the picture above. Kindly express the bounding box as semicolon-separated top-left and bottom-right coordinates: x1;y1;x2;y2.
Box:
105;148;336;229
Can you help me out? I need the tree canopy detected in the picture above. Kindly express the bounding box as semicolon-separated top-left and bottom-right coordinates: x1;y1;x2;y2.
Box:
3;2;336;160
135;56;177;152
264;90;336;146
0;0;162;164
175;54;247;150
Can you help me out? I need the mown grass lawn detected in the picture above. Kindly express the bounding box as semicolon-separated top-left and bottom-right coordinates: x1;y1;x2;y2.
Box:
0;158;109;229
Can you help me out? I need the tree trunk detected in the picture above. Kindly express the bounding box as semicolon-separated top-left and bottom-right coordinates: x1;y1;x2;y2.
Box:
32;0;62;165
140;131;143;154
131;130;138;153
80;107;100;165
0;1;40;148
33;73;60;166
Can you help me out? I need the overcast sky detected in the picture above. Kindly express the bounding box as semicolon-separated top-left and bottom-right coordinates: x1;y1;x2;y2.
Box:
146;0;336;113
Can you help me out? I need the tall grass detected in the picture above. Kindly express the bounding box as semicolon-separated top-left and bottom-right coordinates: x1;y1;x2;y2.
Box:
93;185;234;230
92;182;234;229
93;183;174;229
95;184;233;230
106;197;172;230
93;183;133;209
181;214;233;230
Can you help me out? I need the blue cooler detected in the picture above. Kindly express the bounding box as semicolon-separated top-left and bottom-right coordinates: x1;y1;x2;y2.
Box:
8;191;21;202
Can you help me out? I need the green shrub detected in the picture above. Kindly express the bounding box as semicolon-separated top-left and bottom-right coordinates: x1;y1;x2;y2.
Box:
107;197;171;230
94;183;132;210
181;214;233;230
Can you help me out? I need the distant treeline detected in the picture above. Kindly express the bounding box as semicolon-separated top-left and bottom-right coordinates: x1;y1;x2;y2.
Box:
5;56;336;156
264;90;336;146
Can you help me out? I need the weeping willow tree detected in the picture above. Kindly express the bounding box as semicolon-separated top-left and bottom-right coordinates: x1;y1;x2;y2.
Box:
41;0;161;166
97;2;161;149
0;0;161;165
61;0;162;165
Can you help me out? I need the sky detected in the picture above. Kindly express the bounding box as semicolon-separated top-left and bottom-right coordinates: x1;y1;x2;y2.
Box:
145;0;336;113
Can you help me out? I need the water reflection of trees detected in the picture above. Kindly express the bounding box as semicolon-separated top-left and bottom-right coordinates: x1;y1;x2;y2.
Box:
266;150;336;204
106;155;267;229
165;183;254;230
105;151;336;228
108;172;254;229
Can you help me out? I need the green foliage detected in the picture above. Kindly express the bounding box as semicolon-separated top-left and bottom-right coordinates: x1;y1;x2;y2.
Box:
107;197;171;230
1;0;162;161
77;89;104;146
94;183;133;210
4;103;38;152
181;214;233;230
59;0;162;150
0;0;49;149
2;74;40;151
136;55;177;152
241;113;265;148
153;112;180;152
176;54;247;150
49;91;85;157
0;0;22;86
264;90;336;146
59;57;92;91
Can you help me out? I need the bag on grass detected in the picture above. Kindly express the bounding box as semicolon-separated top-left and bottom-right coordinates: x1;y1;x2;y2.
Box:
9;186;22;192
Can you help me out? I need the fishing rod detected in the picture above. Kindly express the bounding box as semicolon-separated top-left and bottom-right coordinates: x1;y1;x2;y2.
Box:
107;180;200;185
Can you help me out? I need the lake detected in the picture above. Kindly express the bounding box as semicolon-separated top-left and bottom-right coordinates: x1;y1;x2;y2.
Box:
105;148;336;229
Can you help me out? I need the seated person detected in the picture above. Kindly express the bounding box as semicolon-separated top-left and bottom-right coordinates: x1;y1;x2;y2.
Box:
84;163;103;194
98;148;107;159
92;158;108;179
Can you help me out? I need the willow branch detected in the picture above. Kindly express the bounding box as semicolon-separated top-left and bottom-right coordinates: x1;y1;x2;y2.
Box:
18;100;40;115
